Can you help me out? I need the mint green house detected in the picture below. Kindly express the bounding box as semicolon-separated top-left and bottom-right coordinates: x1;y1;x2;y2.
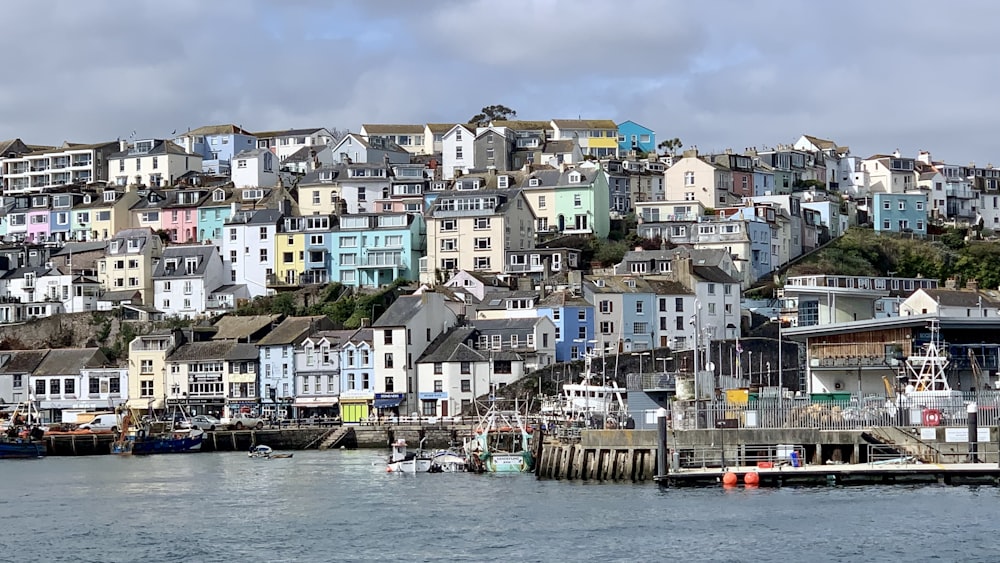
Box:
521;166;611;238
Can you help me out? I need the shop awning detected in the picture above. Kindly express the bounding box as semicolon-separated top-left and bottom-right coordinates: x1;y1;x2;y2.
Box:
292;397;340;407
373;397;403;409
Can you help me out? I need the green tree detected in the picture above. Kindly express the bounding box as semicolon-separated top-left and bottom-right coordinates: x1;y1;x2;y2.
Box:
658;137;683;155
468;104;517;127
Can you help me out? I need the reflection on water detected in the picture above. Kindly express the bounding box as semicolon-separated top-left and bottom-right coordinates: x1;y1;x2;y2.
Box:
0;450;998;562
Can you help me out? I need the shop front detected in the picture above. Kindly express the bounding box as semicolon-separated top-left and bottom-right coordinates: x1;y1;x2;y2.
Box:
40;399;125;425
226;399;261;419
373;393;404;419
339;390;374;423
292;396;340;419
168;397;225;418
418;392;449;417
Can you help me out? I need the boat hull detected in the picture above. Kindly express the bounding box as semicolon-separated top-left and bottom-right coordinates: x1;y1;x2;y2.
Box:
0;441;46;459
387;459;416;473
130;434;204;455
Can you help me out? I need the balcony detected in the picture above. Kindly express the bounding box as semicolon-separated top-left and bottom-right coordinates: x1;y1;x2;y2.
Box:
71;158;92;168
358;255;406;269
267;270;329;287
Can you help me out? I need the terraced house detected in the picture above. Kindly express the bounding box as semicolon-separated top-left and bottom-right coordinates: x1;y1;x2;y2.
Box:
521;164;610;238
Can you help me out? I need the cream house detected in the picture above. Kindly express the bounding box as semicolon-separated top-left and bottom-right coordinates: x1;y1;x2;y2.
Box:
97;228;163;305
664;149;731;209
422;188;536;284
127;330;182;410
108;139;202;188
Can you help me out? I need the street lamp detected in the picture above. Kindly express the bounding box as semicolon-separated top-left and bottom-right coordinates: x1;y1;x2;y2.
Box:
635;351;651;376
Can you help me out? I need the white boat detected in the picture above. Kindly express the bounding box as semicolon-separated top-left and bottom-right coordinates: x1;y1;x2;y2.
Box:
556;349;628;428
430;449;468;472
387;439;417;473
249;445;273;459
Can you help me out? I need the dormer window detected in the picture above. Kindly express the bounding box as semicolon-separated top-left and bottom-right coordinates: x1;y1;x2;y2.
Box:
528;178;540;187
103;191;118;202
83;194;92;204
213;190;225;202
185;257;198;274
568;172;581;183
109;241;120;253
498;176;509;189
594;279;605;288
626;279;636;288
165;259;179;272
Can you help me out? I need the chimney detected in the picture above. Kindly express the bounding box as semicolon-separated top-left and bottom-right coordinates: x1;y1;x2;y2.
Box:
672;250;692;284
945;276;958;290
361;317;371;328
967;278;979;291
119;140;128;152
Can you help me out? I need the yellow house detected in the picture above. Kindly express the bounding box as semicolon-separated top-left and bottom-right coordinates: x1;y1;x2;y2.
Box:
297;169;342;216
97;228;163;304
76;187;140;241
127;331;181;410
275;228;305;286
550;119;619;158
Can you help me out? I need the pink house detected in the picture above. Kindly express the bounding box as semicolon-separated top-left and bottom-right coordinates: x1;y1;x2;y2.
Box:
26;209;51;243
161;189;208;244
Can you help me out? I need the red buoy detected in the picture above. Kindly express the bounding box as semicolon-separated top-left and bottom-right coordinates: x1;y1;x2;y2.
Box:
744;472;760;486
722;472;738;486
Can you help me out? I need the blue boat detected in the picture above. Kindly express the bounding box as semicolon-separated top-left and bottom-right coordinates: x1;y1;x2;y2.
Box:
111;408;204;455
1;403;46;459
0;438;46;459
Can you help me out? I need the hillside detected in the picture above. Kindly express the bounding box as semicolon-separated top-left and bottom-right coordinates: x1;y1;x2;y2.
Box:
785;227;1000;289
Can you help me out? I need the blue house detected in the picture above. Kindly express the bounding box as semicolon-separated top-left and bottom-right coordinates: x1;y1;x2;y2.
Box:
617;121;656;155
174;124;257;175
330;213;426;287
198;186;238;244
873;192;928;237
537;290;595;362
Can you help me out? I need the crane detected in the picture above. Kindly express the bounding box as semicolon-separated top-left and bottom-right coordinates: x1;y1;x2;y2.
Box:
969;348;985;391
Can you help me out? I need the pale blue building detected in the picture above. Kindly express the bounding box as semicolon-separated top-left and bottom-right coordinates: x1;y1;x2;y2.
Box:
330;213;426;287
198;186;238;245
536;291;595;362
174;124;257;175
873;192;928;236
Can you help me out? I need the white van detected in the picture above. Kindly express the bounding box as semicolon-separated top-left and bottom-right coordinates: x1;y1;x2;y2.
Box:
79;414;119;432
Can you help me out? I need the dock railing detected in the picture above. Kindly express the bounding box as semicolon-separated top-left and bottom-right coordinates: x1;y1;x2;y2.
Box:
676;391;1000;431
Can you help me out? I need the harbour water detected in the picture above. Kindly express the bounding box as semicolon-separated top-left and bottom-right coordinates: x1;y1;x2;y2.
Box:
2;450;999;562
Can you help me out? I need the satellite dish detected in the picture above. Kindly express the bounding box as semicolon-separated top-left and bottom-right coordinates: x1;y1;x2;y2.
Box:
706;362;716;371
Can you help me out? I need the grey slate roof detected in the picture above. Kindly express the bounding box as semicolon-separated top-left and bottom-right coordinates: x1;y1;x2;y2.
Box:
692;265;739;284
212;314;282;341
0;350;48;374
229;343;261;361
253;128;326;138
100;290;142;303
32;348;109;375
418;327;486;364
921;288;1000;308
247;208;284;225
372;295;425;327
152;246;217;278
49;241;107;257
257;316;334;346
167;340;239;362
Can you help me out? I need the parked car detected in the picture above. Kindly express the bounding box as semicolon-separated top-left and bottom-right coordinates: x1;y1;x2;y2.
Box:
190;415;223;431
222;413;265;430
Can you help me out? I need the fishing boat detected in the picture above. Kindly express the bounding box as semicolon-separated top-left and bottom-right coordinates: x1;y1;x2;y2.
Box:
0;402;47;459
465;401;534;473
545;348;628;429
111;407;204;455
387;438;418;473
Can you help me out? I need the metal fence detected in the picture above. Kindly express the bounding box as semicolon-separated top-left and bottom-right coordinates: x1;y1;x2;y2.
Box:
659;392;1000;431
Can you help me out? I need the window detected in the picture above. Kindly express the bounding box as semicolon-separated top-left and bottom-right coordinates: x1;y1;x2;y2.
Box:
577;310;586;321
440;220;456;232
685;172;695;185
50;379;60;394
440;238;457;251
140;380;154;397
474;257;490;270
474;217;490;229
422;400;437;416
140;359;153;374
633;322;648;334
883;200;891;210
573;194;582;207
385;353;394;369
599;300;612;313
461;379;471;392
456;146;463;159
383;330;393;345
460;362;471;375
600;321;614;334
898;201;906;210
434;362;443;375
385;377;394;392
708;283;716;295
883;220;891;230
259;249;268;262
474;238;490;250
636;301;644;314
434;380;443;392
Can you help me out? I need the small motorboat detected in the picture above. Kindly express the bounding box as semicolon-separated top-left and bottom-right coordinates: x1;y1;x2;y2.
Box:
386;439;416;473
248;444;293;459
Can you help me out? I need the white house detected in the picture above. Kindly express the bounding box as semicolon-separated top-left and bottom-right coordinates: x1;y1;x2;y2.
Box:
221;208;283;298
107;139;203;188
152;245;228;319
231;148;279;188
372;293;459;414
292;328;355;417
440;124;475;180
254;128;335;162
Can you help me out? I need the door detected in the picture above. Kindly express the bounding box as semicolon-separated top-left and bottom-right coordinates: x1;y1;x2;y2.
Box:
440;401;448;417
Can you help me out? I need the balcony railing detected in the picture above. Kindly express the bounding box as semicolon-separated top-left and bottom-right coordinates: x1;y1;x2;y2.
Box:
358;257;406;269
267;271;329;286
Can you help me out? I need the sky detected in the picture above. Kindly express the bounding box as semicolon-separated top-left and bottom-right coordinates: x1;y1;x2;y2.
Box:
5;0;1000;164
